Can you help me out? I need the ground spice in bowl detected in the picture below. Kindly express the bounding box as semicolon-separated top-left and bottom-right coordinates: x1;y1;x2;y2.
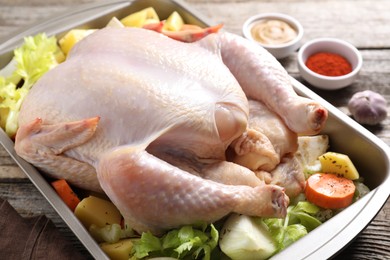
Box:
305;52;352;76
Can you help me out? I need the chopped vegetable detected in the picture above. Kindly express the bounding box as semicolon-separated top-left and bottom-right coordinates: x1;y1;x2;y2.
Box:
305;173;356;209
264;219;306;252
120;7;160;27
315;208;334;222
100;238;134;260
74;195;122;228
354;181;370;201
219;214;277;260
163;11;184;31
319;152;360;180
264;201;321;252
295;135;329;167
132;224;218;260
89;221;135;244
219;202;322;260
51;179;80;211
58;29;96;55
295;135;329;178
106;17;125;28
90;223;123;243
0;33;64;137
287;201;322;232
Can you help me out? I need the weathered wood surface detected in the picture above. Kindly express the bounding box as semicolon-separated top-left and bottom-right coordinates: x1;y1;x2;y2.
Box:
1;0;390;259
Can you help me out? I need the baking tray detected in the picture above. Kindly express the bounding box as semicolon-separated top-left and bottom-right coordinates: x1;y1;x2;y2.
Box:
1;0;390;259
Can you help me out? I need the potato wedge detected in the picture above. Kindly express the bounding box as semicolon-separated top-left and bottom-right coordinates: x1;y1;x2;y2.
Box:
120;7;160;27
163;11;184;31
100;239;133;260
319;152;360;180
74;195;122;228
58;29;96;55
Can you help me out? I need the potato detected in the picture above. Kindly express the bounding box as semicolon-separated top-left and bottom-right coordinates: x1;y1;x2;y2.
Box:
106;17;125;28
100;239;133;260
74;195;122;228
58;29;96;55
319;152;360;180
0;107;9;129
163;11;184;31
120;7;160;28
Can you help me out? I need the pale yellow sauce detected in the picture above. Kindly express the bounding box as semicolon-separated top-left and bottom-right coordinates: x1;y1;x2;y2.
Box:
250;19;297;45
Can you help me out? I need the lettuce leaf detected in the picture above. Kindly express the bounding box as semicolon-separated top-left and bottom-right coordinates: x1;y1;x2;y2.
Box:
0;33;64;137
263;201;322;252
133;231;162;258
132;224;218;259
288;201;322;232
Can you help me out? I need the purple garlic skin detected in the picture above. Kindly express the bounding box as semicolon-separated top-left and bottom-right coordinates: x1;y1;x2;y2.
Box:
348;90;388;125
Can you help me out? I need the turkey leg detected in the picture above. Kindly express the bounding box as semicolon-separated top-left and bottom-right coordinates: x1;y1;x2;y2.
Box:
97;144;289;235
199;32;328;135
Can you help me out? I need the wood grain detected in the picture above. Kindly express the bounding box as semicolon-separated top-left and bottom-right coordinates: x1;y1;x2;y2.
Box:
1;0;390;259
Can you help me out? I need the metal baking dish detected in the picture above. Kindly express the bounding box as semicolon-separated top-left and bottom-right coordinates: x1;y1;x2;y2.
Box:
1;0;389;259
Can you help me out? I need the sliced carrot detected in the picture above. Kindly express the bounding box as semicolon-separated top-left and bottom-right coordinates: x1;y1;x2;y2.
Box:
305;173;355;209
51;179;80;211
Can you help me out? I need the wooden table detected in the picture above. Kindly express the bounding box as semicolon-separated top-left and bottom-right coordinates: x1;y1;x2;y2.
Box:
1;0;390;259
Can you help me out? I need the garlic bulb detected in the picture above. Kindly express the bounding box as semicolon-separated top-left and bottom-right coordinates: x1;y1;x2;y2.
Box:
348;90;388;125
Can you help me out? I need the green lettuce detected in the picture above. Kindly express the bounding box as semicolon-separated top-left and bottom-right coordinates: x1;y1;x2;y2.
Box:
263;201;322;252
0;33;64;137
131;223;218;260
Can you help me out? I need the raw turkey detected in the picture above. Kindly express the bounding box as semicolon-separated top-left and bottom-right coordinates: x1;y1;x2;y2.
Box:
14;27;327;235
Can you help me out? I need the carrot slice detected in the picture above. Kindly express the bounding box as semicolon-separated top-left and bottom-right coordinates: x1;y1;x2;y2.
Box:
51;179;80;211
305;173;355;209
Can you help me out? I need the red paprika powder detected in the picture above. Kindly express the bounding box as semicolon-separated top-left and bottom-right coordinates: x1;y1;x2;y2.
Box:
305;52;352;77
